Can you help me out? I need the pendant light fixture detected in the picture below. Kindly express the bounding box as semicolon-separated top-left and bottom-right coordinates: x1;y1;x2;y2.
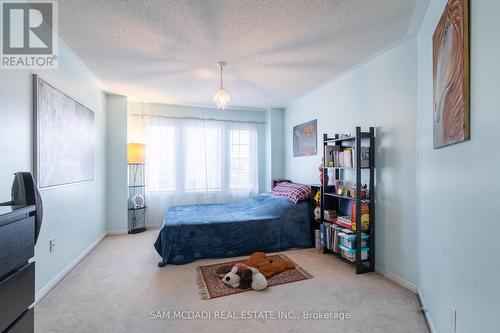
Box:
214;61;230;110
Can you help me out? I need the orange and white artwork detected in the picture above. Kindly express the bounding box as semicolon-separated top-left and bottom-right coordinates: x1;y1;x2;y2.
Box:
433;0;469;149
293;119;317;157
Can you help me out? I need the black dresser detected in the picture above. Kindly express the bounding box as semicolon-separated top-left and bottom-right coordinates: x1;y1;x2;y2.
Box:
0;205;35;333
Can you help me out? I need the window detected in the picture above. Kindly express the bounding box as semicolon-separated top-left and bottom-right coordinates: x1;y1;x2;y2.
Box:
145;116;258;198
229;129;250;189
145;125;176;191
185;125;222;192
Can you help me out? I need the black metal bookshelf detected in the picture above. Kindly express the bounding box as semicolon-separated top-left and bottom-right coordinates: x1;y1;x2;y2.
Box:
320;127;375;274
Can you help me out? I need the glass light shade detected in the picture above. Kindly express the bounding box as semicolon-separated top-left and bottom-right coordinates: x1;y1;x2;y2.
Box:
214;88;230;110
128;143;145;164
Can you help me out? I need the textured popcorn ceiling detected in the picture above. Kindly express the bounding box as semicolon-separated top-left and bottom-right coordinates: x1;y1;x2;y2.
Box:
58;0;428;109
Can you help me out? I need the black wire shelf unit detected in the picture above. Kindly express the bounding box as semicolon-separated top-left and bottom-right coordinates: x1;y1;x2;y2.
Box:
320;127;375;274
128;163;146;234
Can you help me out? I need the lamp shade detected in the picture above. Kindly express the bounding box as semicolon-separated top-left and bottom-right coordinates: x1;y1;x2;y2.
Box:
127;143;145;164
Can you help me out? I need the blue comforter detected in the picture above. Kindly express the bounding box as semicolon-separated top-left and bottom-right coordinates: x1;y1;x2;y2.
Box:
154;194;312;266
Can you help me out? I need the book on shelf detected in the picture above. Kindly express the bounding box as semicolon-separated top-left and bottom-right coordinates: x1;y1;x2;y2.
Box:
338;151;344;167
325;145;341;167
320;223;325;247
330;147;371;168
333;225;343;252
336;216;353;230
351;202;370;231
320;222;343;252
327;147;356;168
326;224;331;250
343;148;353;167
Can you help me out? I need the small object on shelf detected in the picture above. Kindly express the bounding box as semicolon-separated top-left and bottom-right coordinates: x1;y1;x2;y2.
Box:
324;209;337;221
319;160;325;185
337;185;345;196
361;184;368;198
349;186;356;197
356;147;370;168
334;179;342;192
131;194;145;209
339;245;369;262
313;191;321;203
314;206;321;220
339;232;369;249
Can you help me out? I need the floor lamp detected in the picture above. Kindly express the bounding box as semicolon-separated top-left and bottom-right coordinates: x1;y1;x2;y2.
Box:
127;143;146;234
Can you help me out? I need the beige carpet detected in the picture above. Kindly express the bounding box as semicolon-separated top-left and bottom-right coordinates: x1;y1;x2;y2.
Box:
35;230;429;333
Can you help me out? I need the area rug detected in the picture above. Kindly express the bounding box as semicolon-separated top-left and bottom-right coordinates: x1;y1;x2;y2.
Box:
196;254;313;300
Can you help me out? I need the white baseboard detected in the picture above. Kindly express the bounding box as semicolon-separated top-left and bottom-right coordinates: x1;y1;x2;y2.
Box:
107;227;159;235
374;266;434;332
34;233;106;305
375;265;418;294
418;288;436;333
106;229;129;235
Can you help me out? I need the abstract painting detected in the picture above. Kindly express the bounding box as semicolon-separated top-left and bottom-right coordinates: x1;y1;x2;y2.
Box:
433;0;469;149
34;75;95;187
293;119;317;157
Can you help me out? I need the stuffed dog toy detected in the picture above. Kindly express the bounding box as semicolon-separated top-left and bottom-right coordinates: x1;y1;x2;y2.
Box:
215;252;296;289
243;252;295;278
216;263;267;290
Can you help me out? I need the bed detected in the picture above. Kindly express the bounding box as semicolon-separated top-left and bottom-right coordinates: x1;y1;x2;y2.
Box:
154;193;312;266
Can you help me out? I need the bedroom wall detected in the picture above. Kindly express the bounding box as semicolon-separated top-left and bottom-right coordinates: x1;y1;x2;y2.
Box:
416;0;500;331
105;94;128;234
127;102;269;227
283;38;418;286
266;108;285;191
0;41;107;294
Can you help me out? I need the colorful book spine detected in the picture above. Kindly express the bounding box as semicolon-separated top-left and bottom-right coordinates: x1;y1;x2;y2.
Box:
344;148;353;167
320;223;325;247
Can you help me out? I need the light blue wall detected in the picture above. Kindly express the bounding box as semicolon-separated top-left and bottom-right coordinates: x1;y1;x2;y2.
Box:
416;1;500;332
0;42;107;294
284;38;419;285
266;108;285;191
106;94;128;234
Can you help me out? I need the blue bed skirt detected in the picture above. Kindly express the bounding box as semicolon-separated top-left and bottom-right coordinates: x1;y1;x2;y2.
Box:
154;194;312;266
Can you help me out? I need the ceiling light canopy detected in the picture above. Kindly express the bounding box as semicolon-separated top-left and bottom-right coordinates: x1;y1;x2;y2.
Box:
214;61;230;110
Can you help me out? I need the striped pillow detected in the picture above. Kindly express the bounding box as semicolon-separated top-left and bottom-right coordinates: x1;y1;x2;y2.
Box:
271;182;311;204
